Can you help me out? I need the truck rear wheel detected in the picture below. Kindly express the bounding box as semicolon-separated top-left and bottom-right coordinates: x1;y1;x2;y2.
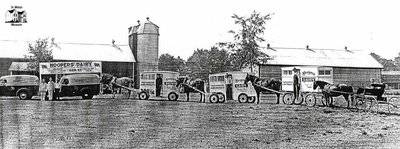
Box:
82;89;93;99
17;89;32;100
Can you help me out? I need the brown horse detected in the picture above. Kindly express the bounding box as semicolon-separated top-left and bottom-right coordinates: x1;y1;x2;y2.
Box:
244;74;282;104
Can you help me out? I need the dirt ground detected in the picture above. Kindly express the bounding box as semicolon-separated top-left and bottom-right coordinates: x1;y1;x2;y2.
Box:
0;94;399;148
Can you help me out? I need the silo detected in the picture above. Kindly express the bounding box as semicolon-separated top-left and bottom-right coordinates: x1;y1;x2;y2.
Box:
129;17;159;88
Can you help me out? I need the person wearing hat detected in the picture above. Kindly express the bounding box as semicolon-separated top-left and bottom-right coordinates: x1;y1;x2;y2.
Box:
293;68;301;101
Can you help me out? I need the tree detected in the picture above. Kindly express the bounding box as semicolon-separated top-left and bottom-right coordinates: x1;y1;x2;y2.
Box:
227;11;272;72
158;53;187;74
24;38;56;74
186;47;237;80
370;53;397;71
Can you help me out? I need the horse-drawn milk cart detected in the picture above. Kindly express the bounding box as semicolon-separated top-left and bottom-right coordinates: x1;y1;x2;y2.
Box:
209;71;257;103
138;71;180;101
281;66;324;106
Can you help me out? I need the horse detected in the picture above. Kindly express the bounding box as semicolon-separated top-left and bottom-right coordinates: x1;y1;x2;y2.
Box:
100;74;134;99
176;77;205;102
244;73;281;104
313;80;354;108
115;77;134;99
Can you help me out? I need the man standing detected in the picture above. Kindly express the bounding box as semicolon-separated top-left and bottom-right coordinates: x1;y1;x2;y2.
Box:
293;68;301;101
47;77;55;101
156;75;162;97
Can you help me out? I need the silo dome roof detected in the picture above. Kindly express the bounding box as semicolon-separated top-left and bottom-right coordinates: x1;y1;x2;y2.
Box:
136;17;159;35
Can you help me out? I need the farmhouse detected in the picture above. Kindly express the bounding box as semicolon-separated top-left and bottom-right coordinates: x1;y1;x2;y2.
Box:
258;45;383;88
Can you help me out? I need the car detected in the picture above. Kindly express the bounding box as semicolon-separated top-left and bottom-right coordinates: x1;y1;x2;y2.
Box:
0;75;39;99
58;74;101;99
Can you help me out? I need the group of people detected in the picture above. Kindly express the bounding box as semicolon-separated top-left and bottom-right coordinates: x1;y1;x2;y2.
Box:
39;77;58;101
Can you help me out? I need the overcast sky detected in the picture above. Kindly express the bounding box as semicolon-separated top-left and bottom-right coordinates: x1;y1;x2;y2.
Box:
1;0;399;60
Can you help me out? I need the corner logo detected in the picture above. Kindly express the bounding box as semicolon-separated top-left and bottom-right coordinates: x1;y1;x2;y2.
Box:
5;6;27;26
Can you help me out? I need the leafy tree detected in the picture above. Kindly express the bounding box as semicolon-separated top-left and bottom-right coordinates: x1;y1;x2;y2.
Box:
227;10;273;72
370;53;397;71
24;38;56;73
158;53;187;74
186;47;237;80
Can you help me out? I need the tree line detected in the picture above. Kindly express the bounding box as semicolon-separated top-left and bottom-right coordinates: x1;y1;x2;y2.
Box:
158;11;272;80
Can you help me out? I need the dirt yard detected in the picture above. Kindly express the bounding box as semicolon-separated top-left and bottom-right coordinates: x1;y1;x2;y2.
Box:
0;95;399;148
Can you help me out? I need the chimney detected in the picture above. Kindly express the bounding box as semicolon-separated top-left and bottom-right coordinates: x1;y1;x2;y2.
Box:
305;45;315;52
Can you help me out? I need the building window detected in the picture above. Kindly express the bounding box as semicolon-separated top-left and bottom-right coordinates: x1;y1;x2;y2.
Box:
283;70;292;76
318;68;332;76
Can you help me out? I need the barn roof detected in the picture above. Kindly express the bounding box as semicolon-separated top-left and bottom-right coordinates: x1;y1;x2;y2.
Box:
0;40;135;63
260;47;383;69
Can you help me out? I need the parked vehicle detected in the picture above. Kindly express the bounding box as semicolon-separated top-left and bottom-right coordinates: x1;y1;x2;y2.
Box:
209;71;257;103
0;75;39;99
58;74;100;99
138;71;180;100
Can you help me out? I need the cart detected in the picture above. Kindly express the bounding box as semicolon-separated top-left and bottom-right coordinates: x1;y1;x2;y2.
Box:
354;84;400;113
138;71;180;101
281;66;323;106
209;71;257;103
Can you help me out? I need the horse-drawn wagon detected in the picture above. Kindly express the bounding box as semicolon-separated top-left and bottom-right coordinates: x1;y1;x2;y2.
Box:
138;71;180;101
353;83;400;113
209;72;257;103
281;66;327;106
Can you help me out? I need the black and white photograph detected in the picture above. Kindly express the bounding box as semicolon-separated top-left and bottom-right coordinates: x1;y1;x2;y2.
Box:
1;0;400;148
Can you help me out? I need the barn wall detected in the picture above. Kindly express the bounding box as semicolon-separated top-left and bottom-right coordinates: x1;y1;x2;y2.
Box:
259;65;283;80
102;61;133;78
382;74;400;89
333;67;381;87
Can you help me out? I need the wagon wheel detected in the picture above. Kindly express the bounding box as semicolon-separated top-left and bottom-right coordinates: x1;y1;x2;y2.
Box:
238;93;248;103
354;96;367;110
293;93;304;105
282;93;294;105
305;93;317;107
247;96;256;103
138;91;149;100
365;97;379;112
209;94;219;103
217;93;226;103
167;92;179;101
388;97;400;114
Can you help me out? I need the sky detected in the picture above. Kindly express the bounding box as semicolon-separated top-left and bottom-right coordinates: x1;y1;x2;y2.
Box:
1;0;400;60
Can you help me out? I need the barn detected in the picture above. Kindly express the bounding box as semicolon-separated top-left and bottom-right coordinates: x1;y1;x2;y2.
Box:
382;71;400;89
258;46;383;88
0;40;135;79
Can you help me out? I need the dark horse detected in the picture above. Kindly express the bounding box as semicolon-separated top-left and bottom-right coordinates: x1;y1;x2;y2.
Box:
100;73;134;99
176;77;205;102
313;80;353;108
244;73;281;104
